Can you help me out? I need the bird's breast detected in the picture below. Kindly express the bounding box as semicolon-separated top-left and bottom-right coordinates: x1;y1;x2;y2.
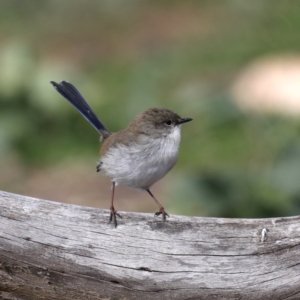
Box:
100;126;182;189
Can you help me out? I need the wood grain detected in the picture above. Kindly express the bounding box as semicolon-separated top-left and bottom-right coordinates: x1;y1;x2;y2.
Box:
1;190;300;299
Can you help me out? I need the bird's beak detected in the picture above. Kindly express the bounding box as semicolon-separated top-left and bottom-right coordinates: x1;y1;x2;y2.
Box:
178;118;193;125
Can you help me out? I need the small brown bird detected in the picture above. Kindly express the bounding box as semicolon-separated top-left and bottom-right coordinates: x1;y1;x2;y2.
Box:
51;81;192;227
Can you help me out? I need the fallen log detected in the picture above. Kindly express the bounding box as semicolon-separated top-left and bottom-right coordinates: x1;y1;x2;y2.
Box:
0;190;300;300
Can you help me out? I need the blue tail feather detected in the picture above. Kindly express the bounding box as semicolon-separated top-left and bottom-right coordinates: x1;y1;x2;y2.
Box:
51;81;110;139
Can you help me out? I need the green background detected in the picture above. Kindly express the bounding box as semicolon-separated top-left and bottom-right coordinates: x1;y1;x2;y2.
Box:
1;0;300;218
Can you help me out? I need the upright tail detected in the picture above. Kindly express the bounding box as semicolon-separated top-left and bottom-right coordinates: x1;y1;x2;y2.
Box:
50;81;110;140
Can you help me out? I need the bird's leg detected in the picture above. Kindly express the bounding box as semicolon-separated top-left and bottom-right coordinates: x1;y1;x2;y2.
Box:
109;181;122;227
146;189;169;221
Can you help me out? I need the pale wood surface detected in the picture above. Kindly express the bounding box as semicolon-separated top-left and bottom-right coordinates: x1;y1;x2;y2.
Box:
1;190;300;300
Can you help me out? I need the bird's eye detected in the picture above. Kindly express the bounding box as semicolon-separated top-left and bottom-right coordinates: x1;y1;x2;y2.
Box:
164;120;172;126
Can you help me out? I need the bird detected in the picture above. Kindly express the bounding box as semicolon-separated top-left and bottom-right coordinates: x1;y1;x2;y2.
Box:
50;80;192;227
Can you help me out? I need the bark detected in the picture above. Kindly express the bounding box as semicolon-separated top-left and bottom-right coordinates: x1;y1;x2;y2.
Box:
0;190;300;300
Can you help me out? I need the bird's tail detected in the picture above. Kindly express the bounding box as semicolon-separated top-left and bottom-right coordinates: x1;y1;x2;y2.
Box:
51;81;110;140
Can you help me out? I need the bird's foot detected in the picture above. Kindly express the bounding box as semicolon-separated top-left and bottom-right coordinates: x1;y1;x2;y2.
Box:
109;206;122;228
154;207;169;221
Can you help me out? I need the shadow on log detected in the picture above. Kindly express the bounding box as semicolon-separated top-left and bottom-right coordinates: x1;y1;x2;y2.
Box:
1;190;300;300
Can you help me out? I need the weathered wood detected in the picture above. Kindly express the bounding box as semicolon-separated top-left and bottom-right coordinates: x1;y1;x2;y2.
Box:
1;190;300;300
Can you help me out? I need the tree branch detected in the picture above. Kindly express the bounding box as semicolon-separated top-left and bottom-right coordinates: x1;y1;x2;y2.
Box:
0;190;300;299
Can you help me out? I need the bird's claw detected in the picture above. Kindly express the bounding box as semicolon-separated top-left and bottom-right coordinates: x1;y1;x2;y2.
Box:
154;208;169;221
109;207;122;228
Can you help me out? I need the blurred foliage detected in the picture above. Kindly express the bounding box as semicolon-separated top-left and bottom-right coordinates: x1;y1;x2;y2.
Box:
1;0;300;218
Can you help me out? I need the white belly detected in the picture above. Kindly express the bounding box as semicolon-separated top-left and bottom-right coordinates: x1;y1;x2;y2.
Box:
100;126;181;189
